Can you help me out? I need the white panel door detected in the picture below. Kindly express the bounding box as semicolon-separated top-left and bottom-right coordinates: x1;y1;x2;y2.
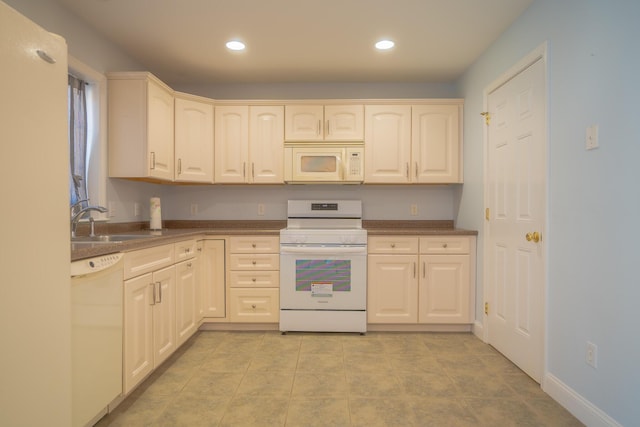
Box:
486;56;546;382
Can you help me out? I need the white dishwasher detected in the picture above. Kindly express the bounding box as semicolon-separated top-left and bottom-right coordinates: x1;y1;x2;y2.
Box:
71;253;124;427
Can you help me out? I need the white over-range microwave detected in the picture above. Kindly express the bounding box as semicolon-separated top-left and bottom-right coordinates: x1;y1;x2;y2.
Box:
284;143;364;183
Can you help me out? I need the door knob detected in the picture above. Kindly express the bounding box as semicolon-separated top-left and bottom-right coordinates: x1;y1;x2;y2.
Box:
525;231;541;243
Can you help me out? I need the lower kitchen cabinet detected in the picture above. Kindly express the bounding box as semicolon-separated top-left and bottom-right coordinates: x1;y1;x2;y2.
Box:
367;235;475;325
228;235;279;323
200;239;226;319
175;256;198;347
123;264;176;395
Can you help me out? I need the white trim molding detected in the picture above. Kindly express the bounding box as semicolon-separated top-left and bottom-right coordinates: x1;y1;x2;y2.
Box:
543;373;623;427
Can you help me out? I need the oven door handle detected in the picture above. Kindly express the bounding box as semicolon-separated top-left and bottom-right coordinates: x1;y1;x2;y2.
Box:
280;246;366;255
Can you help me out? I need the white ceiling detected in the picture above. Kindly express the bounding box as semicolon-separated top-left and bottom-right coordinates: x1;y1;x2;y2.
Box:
55;0;533;85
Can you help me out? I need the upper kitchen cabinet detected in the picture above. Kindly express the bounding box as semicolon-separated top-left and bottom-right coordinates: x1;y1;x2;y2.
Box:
285;104;363;141
364;102;463;184
215;105;284;183
174;92;214;183
364;105;412;183
412;104;462;183
108;72;175;182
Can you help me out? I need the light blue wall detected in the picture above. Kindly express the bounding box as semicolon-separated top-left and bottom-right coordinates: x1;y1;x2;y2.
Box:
456;0;640;424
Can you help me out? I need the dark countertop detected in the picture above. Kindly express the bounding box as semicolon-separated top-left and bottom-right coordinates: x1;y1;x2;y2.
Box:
71;220;477;261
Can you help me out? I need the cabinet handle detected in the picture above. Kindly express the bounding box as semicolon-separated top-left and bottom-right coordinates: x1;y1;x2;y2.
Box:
252;163;255;179
157;282;163;303
243;162;246;178
415;162;418;179
413;262;416;278
150;283;156;305
326;119;331;136
423;261;426;278
317;120;322;136
178;158;182;175
150;152;156;170
406;163;409;179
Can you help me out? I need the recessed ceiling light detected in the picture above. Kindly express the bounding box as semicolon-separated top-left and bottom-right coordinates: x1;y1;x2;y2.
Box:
375;40;395;50
226;40;246;51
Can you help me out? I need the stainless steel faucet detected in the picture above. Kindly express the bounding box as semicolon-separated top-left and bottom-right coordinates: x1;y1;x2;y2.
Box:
71;205;108;237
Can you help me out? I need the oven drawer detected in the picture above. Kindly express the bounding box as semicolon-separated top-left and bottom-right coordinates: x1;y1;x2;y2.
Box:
368;236;419;254
229;253;279;270
419;237;470;254
229;236;280;253
229;288;279;322
229;270;280;288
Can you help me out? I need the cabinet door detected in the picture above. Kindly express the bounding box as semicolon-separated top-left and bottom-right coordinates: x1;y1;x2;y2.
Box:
364;105;412;183
147;78;174;180
412;105;461;183
285;105;324;141
215;106;249;182
367;254;418;323
152;265;176;367
176;259;198;346
419;255;470;324
123;273;154;394
174;96;214;183
249;106;284;183
201;240;226;318
324;105;363;140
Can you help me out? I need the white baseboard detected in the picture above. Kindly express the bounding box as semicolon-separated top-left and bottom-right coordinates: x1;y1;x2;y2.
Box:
543;373;622;427
472;320;485;342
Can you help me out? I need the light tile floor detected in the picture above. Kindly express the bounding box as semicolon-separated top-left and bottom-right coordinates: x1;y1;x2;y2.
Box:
96;331;583;426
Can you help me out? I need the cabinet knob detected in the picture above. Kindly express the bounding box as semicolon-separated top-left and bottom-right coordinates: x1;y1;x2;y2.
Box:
390;243;396;248
252;278;257;282
251;304;257;309
252;260;257;265
252;243;257;248
187;262;192;268
442;243;448;248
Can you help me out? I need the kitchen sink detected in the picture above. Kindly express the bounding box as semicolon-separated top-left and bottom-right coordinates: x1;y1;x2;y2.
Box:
71;234;156;243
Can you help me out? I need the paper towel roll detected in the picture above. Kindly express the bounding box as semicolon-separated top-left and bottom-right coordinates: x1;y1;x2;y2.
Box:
150;197;162;230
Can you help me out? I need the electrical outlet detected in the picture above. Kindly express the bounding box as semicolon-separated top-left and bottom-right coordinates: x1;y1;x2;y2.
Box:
134;202;141;217
586;341;598;368
190;203;198;216
410;204;418;216
586;124;599;150
257;203;265;216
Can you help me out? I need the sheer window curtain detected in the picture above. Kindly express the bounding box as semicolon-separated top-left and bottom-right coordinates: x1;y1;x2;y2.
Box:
68;74;88;207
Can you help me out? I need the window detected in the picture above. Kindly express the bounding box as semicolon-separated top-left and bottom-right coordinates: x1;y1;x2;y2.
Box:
68;56;107;217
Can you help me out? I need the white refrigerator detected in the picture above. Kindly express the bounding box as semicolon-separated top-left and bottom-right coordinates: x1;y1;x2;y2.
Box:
0;2;72;426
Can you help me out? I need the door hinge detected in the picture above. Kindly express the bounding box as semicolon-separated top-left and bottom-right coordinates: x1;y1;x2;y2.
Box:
480;111;491;125
484;302;489;315
485;208;490;221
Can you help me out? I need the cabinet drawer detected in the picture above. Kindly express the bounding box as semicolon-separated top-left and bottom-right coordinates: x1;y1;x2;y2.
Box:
229;236;279;253
175;239;198;261
419;236;470;254
368;236;419;254
229;270;280;288
229;288;279;322
229;253;279;270
124;244;175;279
